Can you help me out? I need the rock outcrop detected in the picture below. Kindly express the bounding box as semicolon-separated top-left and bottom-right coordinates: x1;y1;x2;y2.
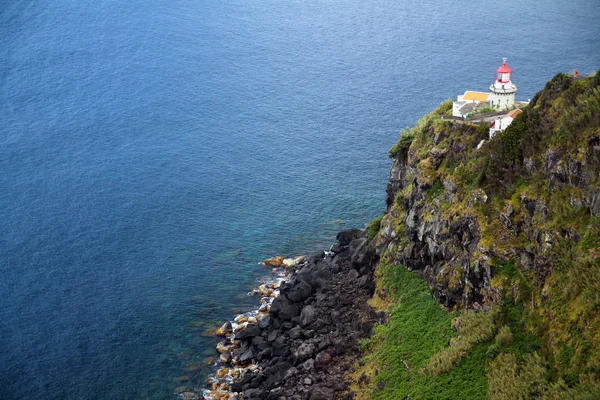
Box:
378;71;600;310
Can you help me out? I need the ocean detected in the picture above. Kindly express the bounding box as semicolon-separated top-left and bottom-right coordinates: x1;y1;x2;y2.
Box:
1;0;598;398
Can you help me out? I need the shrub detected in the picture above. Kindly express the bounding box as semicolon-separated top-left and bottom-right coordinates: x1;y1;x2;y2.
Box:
423;310;497;376
366;215;384;242
486;343;500;359
495;325;513;346
388;129;414;160
488;353;550;400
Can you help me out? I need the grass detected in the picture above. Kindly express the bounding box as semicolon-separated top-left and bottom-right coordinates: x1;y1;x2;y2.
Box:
352;264;489;399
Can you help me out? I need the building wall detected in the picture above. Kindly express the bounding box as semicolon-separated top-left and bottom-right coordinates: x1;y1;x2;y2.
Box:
489;91;516;110
452;101;463;117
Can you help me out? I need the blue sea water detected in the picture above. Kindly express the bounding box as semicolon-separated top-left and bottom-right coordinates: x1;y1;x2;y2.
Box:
0;0;598;398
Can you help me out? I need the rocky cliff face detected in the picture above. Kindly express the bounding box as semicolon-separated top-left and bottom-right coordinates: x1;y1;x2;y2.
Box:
378;72;600;311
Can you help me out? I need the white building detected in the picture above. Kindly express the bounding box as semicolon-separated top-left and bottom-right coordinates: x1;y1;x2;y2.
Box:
489;108;522;138
452;91;491;117
452;59;518;117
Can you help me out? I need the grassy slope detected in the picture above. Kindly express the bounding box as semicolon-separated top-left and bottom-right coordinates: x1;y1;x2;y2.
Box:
351;264;489;399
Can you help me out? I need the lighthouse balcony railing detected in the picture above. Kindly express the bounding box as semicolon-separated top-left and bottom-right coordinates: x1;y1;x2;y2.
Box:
490;84;516;93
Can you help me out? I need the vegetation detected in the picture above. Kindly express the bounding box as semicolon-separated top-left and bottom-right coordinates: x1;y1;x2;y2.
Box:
354;71;600;399
388;129;414;160
465;106;495;118
426;178;444;200
352;265;489;399
366;215;384;242
423;309;496;376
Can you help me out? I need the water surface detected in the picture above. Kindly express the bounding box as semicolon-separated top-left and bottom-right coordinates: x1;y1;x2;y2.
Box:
1;0;598;398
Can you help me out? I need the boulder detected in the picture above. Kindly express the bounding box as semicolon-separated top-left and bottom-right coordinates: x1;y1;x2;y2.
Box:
282;258;296;268
216;321;233;337
294;255;307;265
257;313;270;329
286;280;313;303
315;351;332;366
293;342;315;363
216;367;229;378
270;297;299;320
288;326;303;339
307;251;325;264
271;336;289;357
300;305;317;327
235;324;262;340
298;358;314;371
216;340;237;354
263;256;285;267
219;352;232;363
236;348;254;365
336;228;366;246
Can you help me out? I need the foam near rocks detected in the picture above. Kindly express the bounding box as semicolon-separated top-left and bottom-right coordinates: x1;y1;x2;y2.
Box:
193;258;301;400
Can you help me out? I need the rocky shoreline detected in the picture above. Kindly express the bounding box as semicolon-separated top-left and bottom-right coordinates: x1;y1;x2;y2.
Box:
195;228;381;400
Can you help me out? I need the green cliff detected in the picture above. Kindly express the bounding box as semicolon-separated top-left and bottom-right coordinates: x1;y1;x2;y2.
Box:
351;71;600;399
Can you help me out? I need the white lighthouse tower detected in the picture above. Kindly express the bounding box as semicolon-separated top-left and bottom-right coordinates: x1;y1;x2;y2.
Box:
489;58;517;110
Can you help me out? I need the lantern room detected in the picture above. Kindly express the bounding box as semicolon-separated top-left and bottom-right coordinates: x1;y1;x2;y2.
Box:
496;58;513;83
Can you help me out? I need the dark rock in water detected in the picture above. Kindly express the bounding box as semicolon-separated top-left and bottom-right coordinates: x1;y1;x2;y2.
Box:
258;314;270;329
216;321;233;337
219;351;232;363
235;324;262;340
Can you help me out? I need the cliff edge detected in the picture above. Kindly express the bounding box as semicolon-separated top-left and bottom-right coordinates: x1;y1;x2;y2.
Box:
352;71;600;399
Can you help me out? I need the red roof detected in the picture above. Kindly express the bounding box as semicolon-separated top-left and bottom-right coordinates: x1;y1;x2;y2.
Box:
506;109;522;119
497;61;512;73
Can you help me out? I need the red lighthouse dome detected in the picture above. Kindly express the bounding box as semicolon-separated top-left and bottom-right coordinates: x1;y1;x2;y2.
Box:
496;58;513;83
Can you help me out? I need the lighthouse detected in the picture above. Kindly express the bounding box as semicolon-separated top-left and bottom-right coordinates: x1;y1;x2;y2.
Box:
489;58;517;110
